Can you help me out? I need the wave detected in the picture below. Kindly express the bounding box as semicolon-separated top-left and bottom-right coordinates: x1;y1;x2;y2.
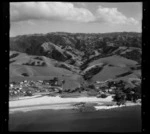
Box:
94;103;141;110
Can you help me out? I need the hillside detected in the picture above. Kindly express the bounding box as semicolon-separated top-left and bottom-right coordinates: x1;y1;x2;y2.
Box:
10;32;141;63
9;32;141;90
82;55;140;82
9;51;83;89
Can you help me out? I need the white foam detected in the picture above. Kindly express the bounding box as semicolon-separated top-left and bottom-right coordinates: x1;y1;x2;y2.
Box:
94;103;141;110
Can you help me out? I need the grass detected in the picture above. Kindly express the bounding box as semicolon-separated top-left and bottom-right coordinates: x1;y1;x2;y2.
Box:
60;92;82;98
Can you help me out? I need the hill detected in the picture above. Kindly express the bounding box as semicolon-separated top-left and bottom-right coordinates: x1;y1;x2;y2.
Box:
9;32;141;90
9;51;83;89
82;55;140;83
10;32;141;63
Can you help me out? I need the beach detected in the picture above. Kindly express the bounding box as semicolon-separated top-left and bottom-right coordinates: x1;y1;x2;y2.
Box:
9;95;141;113
9;95;112;112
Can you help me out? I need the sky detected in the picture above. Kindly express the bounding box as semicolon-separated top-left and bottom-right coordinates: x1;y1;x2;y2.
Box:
10;2;142;37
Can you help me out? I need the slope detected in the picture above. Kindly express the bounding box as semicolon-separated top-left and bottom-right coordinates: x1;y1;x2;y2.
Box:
9;51;83;89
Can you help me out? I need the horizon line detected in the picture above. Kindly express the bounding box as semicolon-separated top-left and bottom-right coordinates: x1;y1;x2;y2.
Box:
10;31;142;38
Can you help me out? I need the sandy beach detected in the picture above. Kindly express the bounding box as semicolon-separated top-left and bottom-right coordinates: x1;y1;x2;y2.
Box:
9;95;113;107
9;95;141;114
9;95;113;113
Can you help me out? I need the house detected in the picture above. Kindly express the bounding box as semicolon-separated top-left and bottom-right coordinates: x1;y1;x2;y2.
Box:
49;79;59;86
54;88;59;93
20;82;23;84
56;86;63;91
13;91;17;95
37;80;43;83
110;86;116;90
43;80;50;85
10;84;13;88
108;88;113;93
99;90;105;94
95;81;104;84
95;86;100;90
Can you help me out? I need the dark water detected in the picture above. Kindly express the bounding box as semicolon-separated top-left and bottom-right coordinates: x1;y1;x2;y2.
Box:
9;105;141;132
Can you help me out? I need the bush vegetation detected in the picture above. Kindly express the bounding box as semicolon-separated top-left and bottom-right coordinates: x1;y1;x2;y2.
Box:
112;80;141;105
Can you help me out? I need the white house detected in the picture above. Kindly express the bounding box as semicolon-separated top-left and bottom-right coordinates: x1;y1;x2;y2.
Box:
10;84;13;88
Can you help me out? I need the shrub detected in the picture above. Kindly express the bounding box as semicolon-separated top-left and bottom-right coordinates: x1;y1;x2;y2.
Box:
88;84;95;89
87;90;98;96
59;64;71;70
10;60;16;64
100;94;107;98
31;61;35;66
116;72;132;78
10;53;19;59
69;59;76;65
22;73;29;77
83;65;103;80
34;57;43;60
25;91;32;96
41;62;46;66
53;77;58;81
132;92;141;102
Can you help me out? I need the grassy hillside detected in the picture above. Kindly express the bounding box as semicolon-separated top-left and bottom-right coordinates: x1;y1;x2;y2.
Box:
9;32;141;90
9;51;83;89
82;55;140;83
10;32;141;64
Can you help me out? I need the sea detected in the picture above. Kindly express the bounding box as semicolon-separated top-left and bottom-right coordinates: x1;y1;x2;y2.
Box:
9;105;141;132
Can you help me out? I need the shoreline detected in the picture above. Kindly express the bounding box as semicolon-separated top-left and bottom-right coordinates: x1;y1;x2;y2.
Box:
9;95;113;107
9;95;141;114
9;102;141;114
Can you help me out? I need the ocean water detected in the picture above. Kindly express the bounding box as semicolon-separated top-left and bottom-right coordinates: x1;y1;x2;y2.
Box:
9;105;141;132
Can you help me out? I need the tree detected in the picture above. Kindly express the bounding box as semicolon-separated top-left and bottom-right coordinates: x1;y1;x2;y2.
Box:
31;61;35;66
53;77;58;81
132;92;141;102
25;90;32;96
41;62;46;66
53;77;58;85
113;90;126;105
62;80;65;85
88;84;95;89
22;73;29;77
117;80;125;88
107;81;114;88
100;94;107;98
61;80;65;90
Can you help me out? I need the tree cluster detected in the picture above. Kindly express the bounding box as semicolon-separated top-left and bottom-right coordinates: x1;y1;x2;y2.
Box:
112;80;141;105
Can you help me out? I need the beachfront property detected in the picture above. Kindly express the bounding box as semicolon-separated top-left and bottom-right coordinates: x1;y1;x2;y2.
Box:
9;76;141;106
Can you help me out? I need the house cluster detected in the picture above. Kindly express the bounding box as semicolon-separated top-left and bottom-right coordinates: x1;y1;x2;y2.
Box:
93;80;119;98
95;79;138;96
9;78;65;98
